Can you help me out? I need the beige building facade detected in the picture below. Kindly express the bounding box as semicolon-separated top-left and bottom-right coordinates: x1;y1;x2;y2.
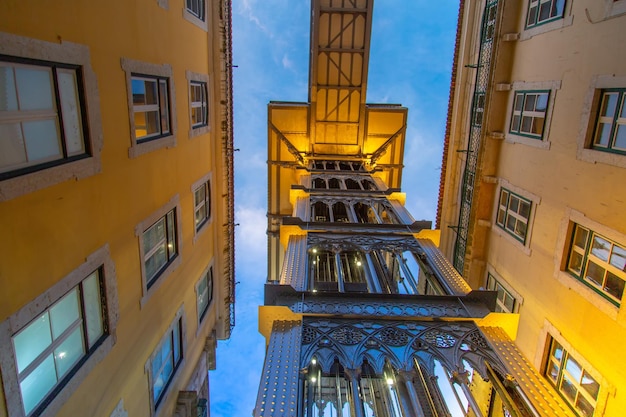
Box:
439;0;626;415
0;1;234;416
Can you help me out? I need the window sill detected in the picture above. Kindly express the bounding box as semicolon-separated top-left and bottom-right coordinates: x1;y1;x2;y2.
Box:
577;148;626;169
505;133;551;150
183;8;208;31
520;15;574;41
491;226;532;256
189;125;211;139
554;271;619;320
129;134;176;159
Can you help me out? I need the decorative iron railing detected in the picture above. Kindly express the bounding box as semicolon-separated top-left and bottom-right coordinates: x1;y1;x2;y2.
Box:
452;0;500;274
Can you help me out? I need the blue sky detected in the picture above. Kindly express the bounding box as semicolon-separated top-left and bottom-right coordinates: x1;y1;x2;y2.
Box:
210;1;459;415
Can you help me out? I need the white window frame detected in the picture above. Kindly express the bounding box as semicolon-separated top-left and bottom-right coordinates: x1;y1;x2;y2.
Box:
520;0;574;41
553;208;626;322
0;32;103;202
185;71;210;138
121;58;177;159
577;74;626;169
505;80;561;149
196;264;214;328
145;305;186;416
136;195;183;307
183;0;208;31
492;179;540;255
535;322;613;417
485;266;523;313
604;0;626;18
191;172;213;243
0;245;118;417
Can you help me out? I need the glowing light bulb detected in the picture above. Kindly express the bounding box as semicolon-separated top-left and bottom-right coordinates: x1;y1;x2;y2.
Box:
356;261;362;266
311;377;317;383
312;248;317;253
386;378;394;385
311;358;317;365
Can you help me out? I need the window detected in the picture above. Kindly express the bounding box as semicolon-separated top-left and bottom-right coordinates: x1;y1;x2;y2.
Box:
194;180;211;232
0;59;89;179
0;32;103;201
0;245;117;417
196;266;213;323
131;75;170;142
472;93;485;126
121;58;176;158
482;1;498;42
186;71;210;138
591;89;626;155
486;273;518;313
143;209;178;289
150;317;183;410
186;0;205;21
509;91;549;139
526;0;565;28
189;81;208;129
496;188;531;244
136;195;182;305
12;270;106;416
545;338;600;417
183;0;208;30
567;223;626;306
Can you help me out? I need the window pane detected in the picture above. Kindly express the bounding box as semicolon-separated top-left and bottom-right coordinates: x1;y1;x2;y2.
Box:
536;93;548;111
564;356;583;382
166;210;176;257
600;92;618;118
0;66;18;110
132;79;157;105
568;251;584;275
610;245;626;271
49;288;80;339
159;80;170;134
605;271;625;300
173;323;181;362
57;70;84;156
83;271;104;347
135;110;160;138
511;115;520;132
585;261;605;287
23;119;62;162
53;326;84;378
0;123;27;170
573;226;589;249
15;66;54;110
521;116;533;133
613;124;626;150
519;200;530;218
547;362;559;383
575;395;595;417
144;218;166;251
581;371;600;399
145;244;167;281
594;123;612;147
524;94;536;112
20;354;57;415
14;313;52;373
514;94;523;111
591;235;610;261
560;375;577;402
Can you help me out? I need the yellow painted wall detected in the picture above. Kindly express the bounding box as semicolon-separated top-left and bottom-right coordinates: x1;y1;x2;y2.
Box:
439;0;626;415
0;0;230;416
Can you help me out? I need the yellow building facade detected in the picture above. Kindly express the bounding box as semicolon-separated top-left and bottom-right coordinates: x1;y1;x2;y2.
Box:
439;0;626;416
0;1;234;416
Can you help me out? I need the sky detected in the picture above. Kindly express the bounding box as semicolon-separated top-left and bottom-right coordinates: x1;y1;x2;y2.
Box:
209;1;459;415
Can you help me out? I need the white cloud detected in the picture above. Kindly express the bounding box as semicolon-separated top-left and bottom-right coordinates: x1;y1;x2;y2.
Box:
281;53;293;69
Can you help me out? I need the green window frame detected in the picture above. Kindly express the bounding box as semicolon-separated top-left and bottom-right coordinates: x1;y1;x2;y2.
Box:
526;0;566;28
472;93;485;127
545;338;600;417
481;1;498;42
591;89;626;155
496;188;531;244
567;223;626;306
12;269;107;416
509;90;549;139
486;273;517;313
